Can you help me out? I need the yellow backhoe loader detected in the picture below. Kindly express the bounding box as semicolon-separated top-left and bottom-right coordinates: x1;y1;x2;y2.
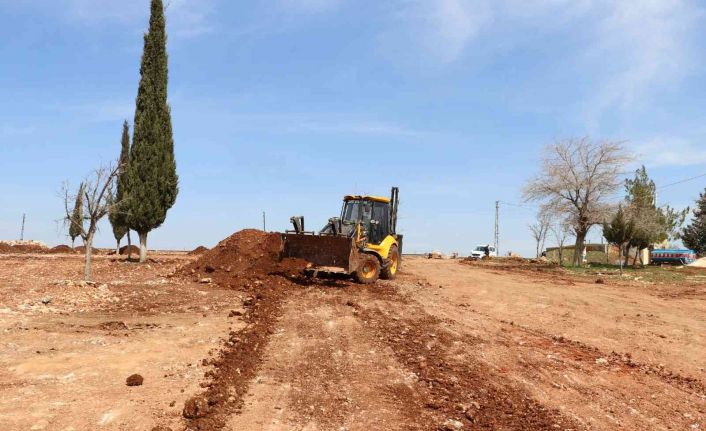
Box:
281;187;402;283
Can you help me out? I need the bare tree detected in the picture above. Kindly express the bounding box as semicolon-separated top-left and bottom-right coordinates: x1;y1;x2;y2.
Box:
529;210;551;258
550;220;573;265
523;138;631;266
63;163;119;281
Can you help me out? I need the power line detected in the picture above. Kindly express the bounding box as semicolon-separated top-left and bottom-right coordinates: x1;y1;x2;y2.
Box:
657;172;706;190
499;200;540;209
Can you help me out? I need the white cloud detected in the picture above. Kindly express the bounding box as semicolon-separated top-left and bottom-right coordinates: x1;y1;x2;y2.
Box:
388;0;491;63
381;0;704;144
585;0;702;119
637;137;706;167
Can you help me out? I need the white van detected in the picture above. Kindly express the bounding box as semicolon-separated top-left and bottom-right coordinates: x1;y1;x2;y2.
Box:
469;245;496;260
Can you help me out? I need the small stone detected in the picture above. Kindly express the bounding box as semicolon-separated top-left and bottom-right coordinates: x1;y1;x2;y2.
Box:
442;419;464;430
595;357;609;365
40;296;52;305
126;374;144;386
199;277;212;284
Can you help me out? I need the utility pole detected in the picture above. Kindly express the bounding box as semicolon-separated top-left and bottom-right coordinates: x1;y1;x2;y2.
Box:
262;211;266;232
494;201;499;256
20;213;26;241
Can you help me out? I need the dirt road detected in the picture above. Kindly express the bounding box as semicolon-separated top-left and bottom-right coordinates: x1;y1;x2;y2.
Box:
1;247;704;430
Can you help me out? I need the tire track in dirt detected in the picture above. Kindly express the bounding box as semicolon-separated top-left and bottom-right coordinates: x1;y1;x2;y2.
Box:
225;288;428;430
349;295;582;430
173;282;585;430
177;281;288;430
400;260;706;430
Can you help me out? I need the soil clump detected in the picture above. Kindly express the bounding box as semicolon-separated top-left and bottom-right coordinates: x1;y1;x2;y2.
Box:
126;374;144;386
188;246;209;255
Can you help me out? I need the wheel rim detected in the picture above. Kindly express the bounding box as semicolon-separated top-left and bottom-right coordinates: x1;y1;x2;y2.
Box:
390;252;398;274
362;262;376;278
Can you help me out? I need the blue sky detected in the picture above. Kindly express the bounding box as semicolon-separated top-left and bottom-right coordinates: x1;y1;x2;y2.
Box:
1;0;705;255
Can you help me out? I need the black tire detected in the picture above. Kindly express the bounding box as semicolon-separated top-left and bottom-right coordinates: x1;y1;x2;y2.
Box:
380;245;399;280
354;254;380;284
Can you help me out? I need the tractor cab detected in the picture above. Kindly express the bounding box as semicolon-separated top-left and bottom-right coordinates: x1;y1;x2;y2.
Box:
334;195;392;244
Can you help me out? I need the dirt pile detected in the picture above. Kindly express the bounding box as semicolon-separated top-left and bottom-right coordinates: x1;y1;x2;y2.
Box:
115;245;139;255
183;229;307;286
75;245;99;254
462;255;557;271
49;245;75;254
188;246;209;255
0;241;49;254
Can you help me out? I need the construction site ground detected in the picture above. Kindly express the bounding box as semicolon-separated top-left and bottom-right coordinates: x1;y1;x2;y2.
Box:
1;241;704;430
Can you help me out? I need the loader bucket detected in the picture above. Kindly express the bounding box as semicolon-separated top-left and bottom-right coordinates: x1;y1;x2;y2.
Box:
281;234;359;273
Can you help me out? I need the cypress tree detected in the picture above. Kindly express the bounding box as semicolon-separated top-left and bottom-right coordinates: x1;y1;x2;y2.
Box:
603;205;635;273
69;182;85;248
682;189;706;255
126;0;178;263
109;121;130;254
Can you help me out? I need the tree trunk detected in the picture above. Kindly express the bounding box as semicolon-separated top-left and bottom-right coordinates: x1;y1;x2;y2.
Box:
116;239;121;256
634;247;641;268
71;238;75;249
127;231;132;260
618;243;624;275
558;246;563;265
573;230;587;267
84;232;94;281
624;246;631;267
139;232;148;263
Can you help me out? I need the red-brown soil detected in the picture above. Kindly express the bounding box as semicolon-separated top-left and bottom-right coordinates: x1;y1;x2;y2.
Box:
188;246;209;256
49;244;75;253
1;233;704;431
115;244;140;255
0;242;48;253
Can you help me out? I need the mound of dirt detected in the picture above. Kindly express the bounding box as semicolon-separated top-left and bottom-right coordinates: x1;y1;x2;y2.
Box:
183;229;307;285
49;245;75;254
0;242;48;254
74;246;98;254
118;245;140;255
188;246;209;255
